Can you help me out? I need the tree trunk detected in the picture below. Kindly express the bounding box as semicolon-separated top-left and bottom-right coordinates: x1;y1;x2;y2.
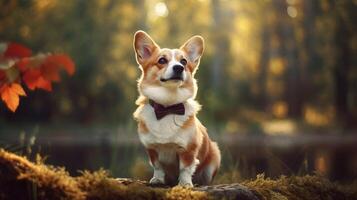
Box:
210;0;229;90
284;20;302;118
257;15;270;111
334;13;350;122
330;1;352;181
301;0;317;108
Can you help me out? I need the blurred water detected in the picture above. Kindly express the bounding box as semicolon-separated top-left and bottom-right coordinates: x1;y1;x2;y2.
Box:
1;127;356;182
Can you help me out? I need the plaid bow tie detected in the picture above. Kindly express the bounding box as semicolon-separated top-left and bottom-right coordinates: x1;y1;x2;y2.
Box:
149;99;185;120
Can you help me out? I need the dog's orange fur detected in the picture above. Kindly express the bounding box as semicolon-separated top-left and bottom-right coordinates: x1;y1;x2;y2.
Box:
133;31;221;186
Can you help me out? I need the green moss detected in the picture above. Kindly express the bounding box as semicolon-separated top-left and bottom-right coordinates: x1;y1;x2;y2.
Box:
0;149;208;200
0;149;85;200
0;149;355;200
242;174;357;200
75;170;207;200
76;169;165;200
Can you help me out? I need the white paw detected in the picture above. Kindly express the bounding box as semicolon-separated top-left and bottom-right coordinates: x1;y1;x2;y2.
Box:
149;177;165;185
178;179;193;187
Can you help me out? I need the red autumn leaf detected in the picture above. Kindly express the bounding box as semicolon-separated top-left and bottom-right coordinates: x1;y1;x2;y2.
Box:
0;41;75;112
22;69;41;89
41;60;61;82
45;55;75;75
0;71;5;81
17;54;75;83
23;69;52;91
35;77;52;91
16;54;47;72
16;57;31;72
3;43;32;58
0;83;26;112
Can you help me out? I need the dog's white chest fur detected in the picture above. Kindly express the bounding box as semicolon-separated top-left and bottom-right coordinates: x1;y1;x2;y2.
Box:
136;99;200;148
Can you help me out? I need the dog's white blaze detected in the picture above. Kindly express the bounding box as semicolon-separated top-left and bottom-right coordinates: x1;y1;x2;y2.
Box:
162;50;186;81
137;99;200;148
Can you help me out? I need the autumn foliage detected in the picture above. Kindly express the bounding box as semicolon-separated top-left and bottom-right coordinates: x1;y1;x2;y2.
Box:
0;42;75;112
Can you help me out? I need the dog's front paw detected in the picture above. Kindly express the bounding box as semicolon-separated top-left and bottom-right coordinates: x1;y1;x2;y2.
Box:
178;179;193;187
149;177;165;185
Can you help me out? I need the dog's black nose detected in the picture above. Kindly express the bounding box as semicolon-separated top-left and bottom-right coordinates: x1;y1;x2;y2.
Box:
173;65;184;74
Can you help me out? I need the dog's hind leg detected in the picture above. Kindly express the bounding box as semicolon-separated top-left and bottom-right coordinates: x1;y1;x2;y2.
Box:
194;141;221;185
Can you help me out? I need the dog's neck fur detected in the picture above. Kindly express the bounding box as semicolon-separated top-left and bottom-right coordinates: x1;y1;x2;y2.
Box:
139;85;195;106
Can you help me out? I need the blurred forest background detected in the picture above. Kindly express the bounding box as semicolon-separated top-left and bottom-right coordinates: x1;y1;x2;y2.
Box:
0;0;356;184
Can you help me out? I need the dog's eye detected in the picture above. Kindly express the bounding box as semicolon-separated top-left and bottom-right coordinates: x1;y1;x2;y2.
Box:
180;58;187;66
158;57;168;64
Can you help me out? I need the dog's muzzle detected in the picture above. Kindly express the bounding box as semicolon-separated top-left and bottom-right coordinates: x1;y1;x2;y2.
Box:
160;65;184;82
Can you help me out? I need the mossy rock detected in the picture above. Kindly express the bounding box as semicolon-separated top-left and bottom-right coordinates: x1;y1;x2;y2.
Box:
0;149;356;200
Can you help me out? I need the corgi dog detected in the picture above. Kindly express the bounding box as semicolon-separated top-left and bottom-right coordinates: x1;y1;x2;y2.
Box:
133;31;221;186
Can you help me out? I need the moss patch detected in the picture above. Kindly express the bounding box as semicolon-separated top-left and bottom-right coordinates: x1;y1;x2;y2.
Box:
0;149;356;200
0;149;84;200
0;149;207;200
243;174;357;200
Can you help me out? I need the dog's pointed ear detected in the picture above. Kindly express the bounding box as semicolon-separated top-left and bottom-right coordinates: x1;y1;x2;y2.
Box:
133;31;159;65
180;35;204;64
